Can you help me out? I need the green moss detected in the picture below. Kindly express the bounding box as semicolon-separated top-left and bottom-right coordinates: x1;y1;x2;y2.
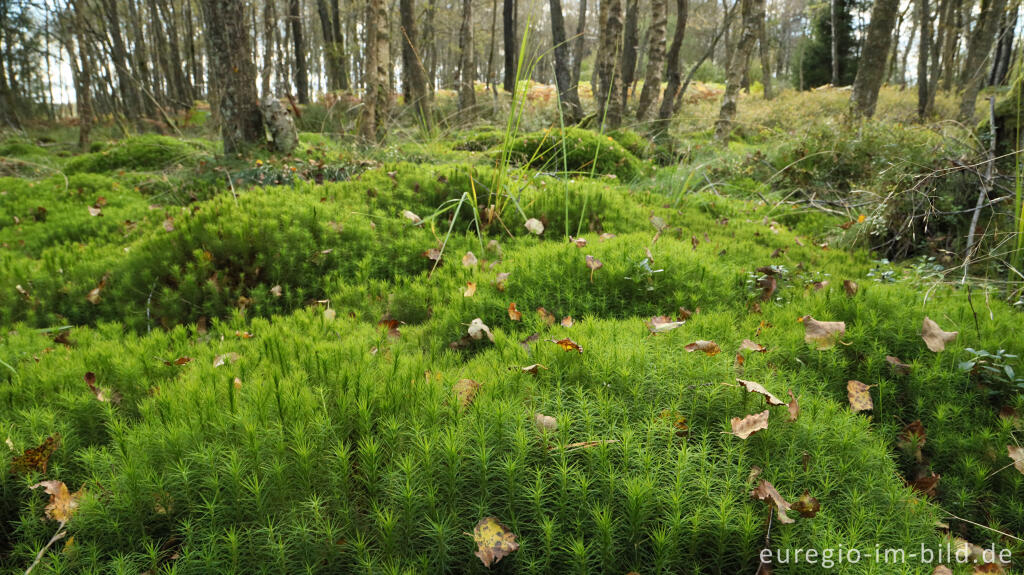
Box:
505;127;650;181
64;135;213;174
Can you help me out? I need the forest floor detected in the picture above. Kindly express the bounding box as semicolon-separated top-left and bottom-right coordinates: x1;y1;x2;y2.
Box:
1;85;1023;574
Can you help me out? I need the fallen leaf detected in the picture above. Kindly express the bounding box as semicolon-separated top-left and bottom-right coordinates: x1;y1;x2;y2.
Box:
758;276;777;301
739;339;767;353
468;318;494;342
847;380;875;412
213;353;240;367
932;567;953;575
599;233;616;241
922;317;957;352
801;316;846;350
422;248;442;262
84;372;121;404
750;480;794;524
520;364;547;375
650;215;667;231
270;285;283;297
462;251;478;267
520;333;540;352
470;517;519;567
508;302;522;321
534;413;557;432
684;340;721;356
162;217;174;232
550;439;619;451
570;237;587;247
464;282;477;297
87;205;102;217
909;473;940;497
899;420;927;462
537;307;556;325
453;379;481;408
548;338;583;354
10;434;60;475
786;390;799;422
1007;445;1024;475
524;218;544;235
843;280;858;297
324;308;337;321
791;491;820;518
163;357;193;366
736;379;786;406
730;410;770;439
402;210;421;224
585;255;603;282
86;273;110;305
560;316;574;327
30;480;85;523
496;272;510;291
886;355;912;376
646;316;685;333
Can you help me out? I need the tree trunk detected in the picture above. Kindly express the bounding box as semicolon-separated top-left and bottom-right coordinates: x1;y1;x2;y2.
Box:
572;0;587;86
332;0;349;90
421;0;436;93
619;0;640;112
289;0;310;103
656;0;689;121
635;0;667;120
0;51;20;128
457;0;476;112
958;0;1008;121
715;0;761;142
988;4;1016;85
487;0;499;97
71;0;93;150
101;0;140;122
850;0;900;117
758;0;772;99
917;0;931;119
595;0;625;127
401;0;433;127
503;0;517;91
831;0;840;84
263;0;275;96
361;0;390;140
199;0;265;153
942;0;962;90
550;0;584;122
927;0;951;114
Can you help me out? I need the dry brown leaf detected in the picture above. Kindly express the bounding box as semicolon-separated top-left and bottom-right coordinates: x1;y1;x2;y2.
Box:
791;491;820;518
684;340;721;356
520;364;547;375
1007;445;1024;475
162;217;174;232
886;355;912;376
470;517;519;567
736;379;786;406
548;338;583;354
537;307;557;325
646;316;685;334
560;316;574;327
922;317;957;352
30;480;85;523
86;273;109;305
402;210;421;224
801;316;846;350
749;480;794;524
462;251;478;267
739;339;767;353
495;272;510;291
84;372;121;404
508;302;522;321
468;318;494;342
599;232;616;241
10;435;60;475
524;218;544;235
453;379;481;408
585;255;603;282
534;413;557;432
909;472;940;497
846;380;875;412
463;282;477;297
213;353;240;367
730;410;770;439
932;566;953;575
786;390;799;422
570;236;587;247
843;280;858;297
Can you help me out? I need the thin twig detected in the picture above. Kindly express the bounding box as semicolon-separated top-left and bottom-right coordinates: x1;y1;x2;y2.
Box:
25;522;67;575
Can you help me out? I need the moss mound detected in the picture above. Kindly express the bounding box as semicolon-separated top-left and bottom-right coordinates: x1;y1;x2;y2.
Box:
64;135;212;174
506;127;649;181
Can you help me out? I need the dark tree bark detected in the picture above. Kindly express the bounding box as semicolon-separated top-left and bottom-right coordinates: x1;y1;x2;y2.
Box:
457;0;476;112
831;0;840;84
263;0;275;96
69;0;93;150
487;0;499;97
850;0;900;117
0;51;20;128
758;0;772;99
361;0;390;140
401;0;432;127
572;0;587;86
157;0;191;106
289;0;310;103
503;0;517;91
619;0;640;111
421;0;436;92
595;0;625;127
127;0;156;115
715;0;761;142
941;0;962;90
927;0;951;114
635;0;667;120
958;0;1008;121
100;0;140;122
656;0;689;121
988;4;1016;85
199;0;264;153
917;0;931;119
550;0;583;122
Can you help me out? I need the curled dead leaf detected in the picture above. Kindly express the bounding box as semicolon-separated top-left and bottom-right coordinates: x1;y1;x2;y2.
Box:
467;318;494;342
519;363;547;375
684;340;721;356
736;379;786;406
30;480;85;523
1007;445;1024;475
496;272;510;291
10;434;60;475
791;491;820;518
462;251;478;267
786;390;799;422
560;316;573;327
909;472;940;497
548;338;583;354
585;255;603;282
750;479;794;524
524;218;544;235
846;380;875;412
646;316;684;334
730;410;770;439
922;316;957;352
402;210;422;224
739;339;766;353
508;302;522;321
470;517;519;567
886;355;912;376
464;282;477;297
843;280;858;297
534;413;557;432
537;307;556;325
801;316;846;350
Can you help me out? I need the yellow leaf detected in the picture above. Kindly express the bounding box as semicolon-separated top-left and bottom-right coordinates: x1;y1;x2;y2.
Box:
847;380;875;412
470;517;519;567
30;480;85;523
453;379;481;408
